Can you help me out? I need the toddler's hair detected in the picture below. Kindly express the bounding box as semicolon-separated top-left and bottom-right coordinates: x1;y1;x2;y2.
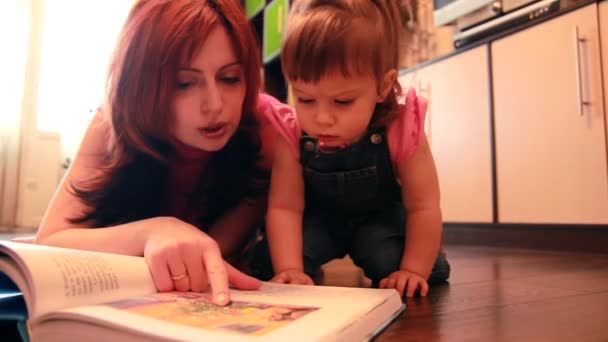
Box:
281;0;404;127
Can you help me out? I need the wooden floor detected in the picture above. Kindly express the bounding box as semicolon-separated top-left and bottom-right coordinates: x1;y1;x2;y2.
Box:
2;231;607;341
319;245;608;342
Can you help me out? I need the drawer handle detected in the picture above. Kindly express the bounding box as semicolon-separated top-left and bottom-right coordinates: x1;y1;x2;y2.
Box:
574;26;591;116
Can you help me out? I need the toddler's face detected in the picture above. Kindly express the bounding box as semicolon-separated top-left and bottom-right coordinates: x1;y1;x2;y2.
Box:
290;71;382;148
170;25;246;152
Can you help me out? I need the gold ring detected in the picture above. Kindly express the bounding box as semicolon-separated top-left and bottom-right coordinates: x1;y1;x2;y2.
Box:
171;272;188;281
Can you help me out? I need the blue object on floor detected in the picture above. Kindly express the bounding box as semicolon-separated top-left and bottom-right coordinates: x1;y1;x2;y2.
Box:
0;273;29;342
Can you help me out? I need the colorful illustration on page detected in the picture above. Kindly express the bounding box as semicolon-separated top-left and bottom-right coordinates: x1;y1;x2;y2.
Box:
105;292;319;336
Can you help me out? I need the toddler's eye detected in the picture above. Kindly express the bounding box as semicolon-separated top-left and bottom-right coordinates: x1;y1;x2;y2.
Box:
335;99;353;105
298;98;315;104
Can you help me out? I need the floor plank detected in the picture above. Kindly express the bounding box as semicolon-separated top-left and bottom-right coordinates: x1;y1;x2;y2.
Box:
319;245;608;341
379;292;608;342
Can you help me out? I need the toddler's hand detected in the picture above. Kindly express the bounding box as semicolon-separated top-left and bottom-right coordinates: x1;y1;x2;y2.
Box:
379;269;429;297
271;269;314;285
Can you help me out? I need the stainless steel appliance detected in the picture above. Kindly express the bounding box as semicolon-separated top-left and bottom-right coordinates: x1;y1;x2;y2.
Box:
455;1;504;31
452;0;560;48
433;0;498;26
454;0;542;31
503;0;542;13
434;0;542;28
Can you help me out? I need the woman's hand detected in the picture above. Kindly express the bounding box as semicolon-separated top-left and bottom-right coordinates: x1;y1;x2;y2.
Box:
379;269;429;297
271;269;314;285
143;217;261;305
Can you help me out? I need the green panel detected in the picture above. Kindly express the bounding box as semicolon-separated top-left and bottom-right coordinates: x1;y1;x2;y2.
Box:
263;0;289;63
245;0;264;18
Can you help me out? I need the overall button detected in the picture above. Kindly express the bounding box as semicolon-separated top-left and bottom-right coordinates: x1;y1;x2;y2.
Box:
370;133;383;144
304;140;316;152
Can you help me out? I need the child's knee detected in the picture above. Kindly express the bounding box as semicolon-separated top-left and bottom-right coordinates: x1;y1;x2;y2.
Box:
428;251;451;284
353;248;451;284
248;238;274;281
351;245;402;282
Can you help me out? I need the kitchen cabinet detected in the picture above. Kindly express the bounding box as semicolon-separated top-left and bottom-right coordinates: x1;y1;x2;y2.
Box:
244;0;290;102
262;0;288;63
399;45;494;223
600;1;608;142
491;4;608;224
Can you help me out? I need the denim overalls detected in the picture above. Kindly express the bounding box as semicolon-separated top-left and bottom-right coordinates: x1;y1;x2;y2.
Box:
250;127;450;284
299;128;450;284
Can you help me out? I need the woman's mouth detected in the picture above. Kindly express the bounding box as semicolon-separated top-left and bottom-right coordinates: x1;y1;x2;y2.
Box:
199;123;227;139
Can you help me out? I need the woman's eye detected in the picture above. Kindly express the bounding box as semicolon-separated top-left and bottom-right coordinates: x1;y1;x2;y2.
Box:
335;99;353;105
297;98;315;104
220;76;241;84
177;80;194;89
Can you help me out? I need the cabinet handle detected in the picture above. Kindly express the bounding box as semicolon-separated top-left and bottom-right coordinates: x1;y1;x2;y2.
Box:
426;81;432;146
278;4;284;33
574;26;591;116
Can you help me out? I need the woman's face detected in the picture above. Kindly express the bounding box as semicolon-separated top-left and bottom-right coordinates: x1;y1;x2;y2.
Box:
170;25;246;152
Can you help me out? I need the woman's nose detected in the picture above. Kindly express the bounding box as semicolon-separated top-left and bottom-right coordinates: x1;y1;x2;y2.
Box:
201;82;222;115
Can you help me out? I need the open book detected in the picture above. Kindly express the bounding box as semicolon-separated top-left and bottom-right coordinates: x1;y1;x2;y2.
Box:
0;241;404;341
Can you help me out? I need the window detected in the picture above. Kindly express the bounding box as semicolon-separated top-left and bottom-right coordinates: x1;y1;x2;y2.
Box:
0;0;28;131
35;0;132;156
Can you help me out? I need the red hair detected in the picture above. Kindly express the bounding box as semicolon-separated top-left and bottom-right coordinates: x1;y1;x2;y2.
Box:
106;0;261;160
70;0;267;228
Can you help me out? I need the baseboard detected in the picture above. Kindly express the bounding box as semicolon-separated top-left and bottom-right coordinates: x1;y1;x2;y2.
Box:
443;224;608;254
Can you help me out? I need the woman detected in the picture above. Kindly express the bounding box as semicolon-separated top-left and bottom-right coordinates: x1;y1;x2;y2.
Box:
35;0;286;306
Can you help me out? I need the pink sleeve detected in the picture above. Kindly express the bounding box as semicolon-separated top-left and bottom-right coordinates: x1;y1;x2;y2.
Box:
255;93;301;158
387;87;428;163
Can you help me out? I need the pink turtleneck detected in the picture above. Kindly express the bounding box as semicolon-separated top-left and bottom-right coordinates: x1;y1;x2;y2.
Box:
165;141;211;228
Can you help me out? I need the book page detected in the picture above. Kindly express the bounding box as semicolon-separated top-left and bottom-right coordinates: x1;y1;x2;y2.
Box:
35;283;402;342
0;241;156;318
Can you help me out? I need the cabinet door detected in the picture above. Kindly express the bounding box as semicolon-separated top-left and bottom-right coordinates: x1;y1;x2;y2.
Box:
492;4;608;224
601;1;608;142
399;45;494;223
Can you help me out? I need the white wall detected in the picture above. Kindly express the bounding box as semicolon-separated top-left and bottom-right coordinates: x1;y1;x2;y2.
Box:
14;0;133;229
17;132;61;228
